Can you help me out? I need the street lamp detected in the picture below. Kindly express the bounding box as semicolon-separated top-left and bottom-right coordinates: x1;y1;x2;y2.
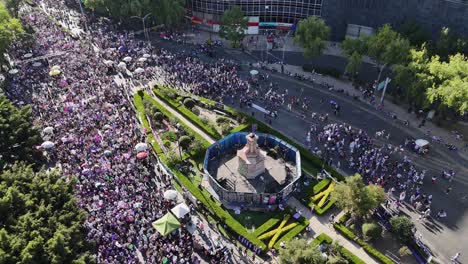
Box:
132;13;152;41
282;30;292;62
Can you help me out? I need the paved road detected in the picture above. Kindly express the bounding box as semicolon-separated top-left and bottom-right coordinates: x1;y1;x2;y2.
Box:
225;66;468;264
138;32;468;263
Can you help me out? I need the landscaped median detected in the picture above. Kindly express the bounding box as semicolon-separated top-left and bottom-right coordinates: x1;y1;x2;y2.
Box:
333;214;395;264
133;91;266;251
312;233;367;264
153;86;223;140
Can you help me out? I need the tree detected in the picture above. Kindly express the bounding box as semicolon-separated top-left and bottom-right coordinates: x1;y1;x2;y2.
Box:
178;135;191;150
362;222;382;241
331;174;386;218
294;16;330;59
327;255;348;264
84;0;185;29
0;4;23;57
219;6;248;48
0;164;95;263
393;47;431;108
366;24;411;82
390;216;415;243
156;0;185;29
279;238;326;264
0;96;42;171
397;20;430;47
433;27;468;61
4;0;23;18
426;53;468;115
344;51;362;77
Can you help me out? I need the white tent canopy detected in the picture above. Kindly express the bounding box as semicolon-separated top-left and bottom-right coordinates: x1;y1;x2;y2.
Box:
41;141;55;149
138;57;147;62
32;62;42;67
415;139;429;148
164;190;178;200
134;67;145;74
9;69;19;74
171;203;190;218
123;56;132;62
118;62;127;68
135;142;148;152
250;70;259;76
103;60;114;65
143;53;151;58
51;65;61;71
43;127;54;134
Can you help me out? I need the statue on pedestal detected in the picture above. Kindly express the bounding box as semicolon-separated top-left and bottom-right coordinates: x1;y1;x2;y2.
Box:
237;132;266;179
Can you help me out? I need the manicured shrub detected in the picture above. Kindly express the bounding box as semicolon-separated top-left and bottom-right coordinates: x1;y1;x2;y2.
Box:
179;135;191;150
163;140;171;148
216;116;230;124
362;222;382;241
153;111;164;122
191;107;200;116
183;98;196;109
162;131;178;142
399;246;411;257
220;123;232;136
390;216;415;243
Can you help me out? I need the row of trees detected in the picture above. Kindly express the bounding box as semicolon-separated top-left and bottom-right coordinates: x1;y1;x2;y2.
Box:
84;0;185;28
1;3;95;259
0;3;23;60
293;16;467;117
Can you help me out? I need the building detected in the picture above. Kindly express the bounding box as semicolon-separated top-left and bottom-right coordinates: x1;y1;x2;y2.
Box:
186;0;468;40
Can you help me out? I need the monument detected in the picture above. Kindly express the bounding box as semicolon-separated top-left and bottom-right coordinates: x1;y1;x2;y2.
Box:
203;132;302;209
237;133;266;179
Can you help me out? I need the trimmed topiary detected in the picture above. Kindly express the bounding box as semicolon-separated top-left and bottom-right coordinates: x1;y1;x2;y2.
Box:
362;222;382;241
183;98;196;109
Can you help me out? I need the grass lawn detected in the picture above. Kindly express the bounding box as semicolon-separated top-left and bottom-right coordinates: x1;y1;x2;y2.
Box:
230;210;278;231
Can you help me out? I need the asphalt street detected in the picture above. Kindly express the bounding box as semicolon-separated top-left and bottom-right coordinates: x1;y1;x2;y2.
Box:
149;33;468;263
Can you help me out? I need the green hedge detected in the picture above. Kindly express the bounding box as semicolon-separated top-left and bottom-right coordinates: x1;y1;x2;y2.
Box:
133;92;267;251
314;178;331;193
333;218;395;264
153;87;222;140
133;94;165;158
170;167;267;251
253;210;288;237
312;233;366;264
137;92;211;157
273;217;310;250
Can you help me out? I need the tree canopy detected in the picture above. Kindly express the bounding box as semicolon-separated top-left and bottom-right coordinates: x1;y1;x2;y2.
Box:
0;164;95;264
390;216;415;244
394;47;468;115
331;174;386;218
426;53;468;115
219;6;248;48
83;0;185;28
0;4;23;57
366;24;411;82
279;238;326;264
0;96;42;171
294;16;330;59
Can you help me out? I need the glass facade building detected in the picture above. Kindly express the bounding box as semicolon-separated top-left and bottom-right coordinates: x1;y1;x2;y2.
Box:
186;0;322;25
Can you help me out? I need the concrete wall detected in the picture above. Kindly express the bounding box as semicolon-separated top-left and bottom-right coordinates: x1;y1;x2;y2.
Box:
322;0;468;40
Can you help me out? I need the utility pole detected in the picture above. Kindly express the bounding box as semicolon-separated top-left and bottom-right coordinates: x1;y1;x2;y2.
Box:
132;13;152;41
380;77;391;104
282;30;291;62
76;0;89;33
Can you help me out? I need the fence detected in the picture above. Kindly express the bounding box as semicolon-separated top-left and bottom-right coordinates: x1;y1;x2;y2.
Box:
203;132;302;206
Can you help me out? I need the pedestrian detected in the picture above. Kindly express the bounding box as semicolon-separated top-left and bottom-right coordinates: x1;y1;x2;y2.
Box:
446;186;452;194
329;213;335;224
431;176;437;184
450;252;460;263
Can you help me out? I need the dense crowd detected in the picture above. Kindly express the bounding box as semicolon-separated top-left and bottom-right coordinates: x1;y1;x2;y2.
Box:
7;2;197;263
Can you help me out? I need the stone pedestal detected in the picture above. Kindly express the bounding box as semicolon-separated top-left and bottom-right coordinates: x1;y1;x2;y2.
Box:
237;133;266;179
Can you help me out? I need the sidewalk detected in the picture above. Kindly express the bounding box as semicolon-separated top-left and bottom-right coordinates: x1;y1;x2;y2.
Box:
287;197;379;264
